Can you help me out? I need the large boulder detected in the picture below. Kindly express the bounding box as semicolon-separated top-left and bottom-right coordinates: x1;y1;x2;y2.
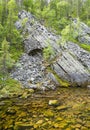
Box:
12;10;90;89
52;50;90;86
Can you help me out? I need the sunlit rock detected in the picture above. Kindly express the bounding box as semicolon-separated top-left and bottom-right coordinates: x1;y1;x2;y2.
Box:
49;100;58;106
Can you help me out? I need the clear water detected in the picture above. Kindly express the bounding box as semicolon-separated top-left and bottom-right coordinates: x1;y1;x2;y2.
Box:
0;87;90;130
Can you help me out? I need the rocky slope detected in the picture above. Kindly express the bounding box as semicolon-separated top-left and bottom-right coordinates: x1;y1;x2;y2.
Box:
11;10;90;89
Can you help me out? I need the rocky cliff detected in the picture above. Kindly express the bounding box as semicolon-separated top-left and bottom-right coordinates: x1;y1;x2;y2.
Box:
11;10;90;90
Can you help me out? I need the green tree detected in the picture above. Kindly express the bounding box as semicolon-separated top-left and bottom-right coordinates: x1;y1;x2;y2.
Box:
61;18;81;42
7;0;17;39
6;0;22;55
16;0;24;10
50;0;58;18
43;39;55;60
0;38;15;75
40;0;48;11
0;24;4;43
56;0;70;19
0;0;8;25
83;0;90;22
23;0;34;12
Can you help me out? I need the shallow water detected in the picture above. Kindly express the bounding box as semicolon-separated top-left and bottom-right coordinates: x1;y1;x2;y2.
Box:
0;87;90;130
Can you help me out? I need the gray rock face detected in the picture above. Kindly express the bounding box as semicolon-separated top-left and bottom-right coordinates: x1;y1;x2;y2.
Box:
11;53;55;90
73;20;90;44
80;22;90;34
24;37;43;54
65;42;90;69
52;50;90;86
12;10;90;89
78;35;90;44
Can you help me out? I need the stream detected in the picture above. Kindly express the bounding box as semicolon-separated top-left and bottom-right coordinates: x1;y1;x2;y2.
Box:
0;87;90;130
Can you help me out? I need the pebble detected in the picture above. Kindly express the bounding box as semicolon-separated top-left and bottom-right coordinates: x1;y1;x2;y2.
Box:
48;100;58;106
81;126;89;130
56;105;68;111
75;124;81;128
87;85;90;88
6;107;16;115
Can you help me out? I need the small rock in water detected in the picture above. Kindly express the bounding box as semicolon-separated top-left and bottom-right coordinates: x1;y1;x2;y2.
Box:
56;106;68;111
6;107;16;115
81;126;88;130
36;120;43;125
0;102;5;106
49;100;58;106
75;124;82;129
44;110;54;117
87;85;90;88
28;89;34;93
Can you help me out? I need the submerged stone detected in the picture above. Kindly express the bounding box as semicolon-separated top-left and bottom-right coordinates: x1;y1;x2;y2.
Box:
14;122;33;130
48;100;58;106
6;107;16;115
44;110;54;117
87;85;90;88
56;106;68;111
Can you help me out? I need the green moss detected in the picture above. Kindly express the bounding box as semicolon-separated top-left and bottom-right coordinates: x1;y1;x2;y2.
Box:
47;67;70;87
80;44;90;52
0;78;23;97
68;38;90;52
75;41;90;52
11;50;23;61
5;78;22;88
10;45;23;61
54;72;70;87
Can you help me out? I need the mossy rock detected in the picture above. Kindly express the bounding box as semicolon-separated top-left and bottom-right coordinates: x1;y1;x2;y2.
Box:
80;44;90;52
48;100;59;106
0;78;23;98
47;67;70;87
14;122;33;130
44;110;54;117
56;105;68;111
